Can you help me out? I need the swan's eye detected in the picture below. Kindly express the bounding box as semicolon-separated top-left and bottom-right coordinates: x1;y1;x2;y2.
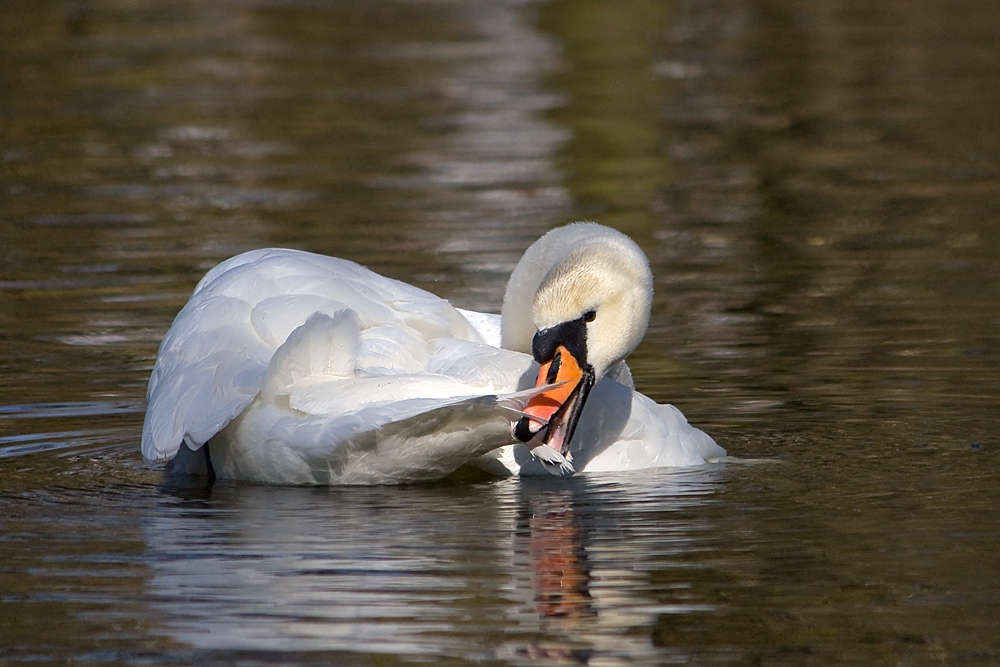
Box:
583;310;596;323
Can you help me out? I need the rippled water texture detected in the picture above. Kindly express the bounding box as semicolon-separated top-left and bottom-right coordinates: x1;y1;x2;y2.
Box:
2;0;999;664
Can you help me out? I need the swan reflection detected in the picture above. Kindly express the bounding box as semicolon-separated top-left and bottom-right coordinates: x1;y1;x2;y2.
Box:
145;467;724;663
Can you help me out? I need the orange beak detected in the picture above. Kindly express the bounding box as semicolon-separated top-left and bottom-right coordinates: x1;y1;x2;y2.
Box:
521;345;585;431
513;344;595;460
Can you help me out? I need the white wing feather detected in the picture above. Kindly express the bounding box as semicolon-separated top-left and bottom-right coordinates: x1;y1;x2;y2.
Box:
141;249;492;463
200;310;538;484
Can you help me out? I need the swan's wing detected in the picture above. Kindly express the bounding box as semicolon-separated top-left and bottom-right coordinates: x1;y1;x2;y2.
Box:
208;389;547;485
204;312;544;484
192;249;483;342
317;389;544;484
142;295;274;462
142;249;486;463
261;311;533;418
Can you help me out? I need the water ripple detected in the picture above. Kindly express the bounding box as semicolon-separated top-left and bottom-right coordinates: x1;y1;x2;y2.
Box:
0;401;144;420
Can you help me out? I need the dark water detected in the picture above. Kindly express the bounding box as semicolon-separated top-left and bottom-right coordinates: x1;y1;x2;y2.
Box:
2;0;999;664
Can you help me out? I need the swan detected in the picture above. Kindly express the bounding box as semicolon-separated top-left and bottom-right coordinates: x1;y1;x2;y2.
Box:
141;222;724;484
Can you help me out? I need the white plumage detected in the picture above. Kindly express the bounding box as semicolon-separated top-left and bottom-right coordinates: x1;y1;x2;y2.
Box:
142;223;724;484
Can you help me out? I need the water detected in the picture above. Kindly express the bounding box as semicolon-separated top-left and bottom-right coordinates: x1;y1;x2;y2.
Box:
2;0;999;664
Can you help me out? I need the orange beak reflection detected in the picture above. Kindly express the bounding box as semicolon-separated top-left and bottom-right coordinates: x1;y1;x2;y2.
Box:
512;345;595;466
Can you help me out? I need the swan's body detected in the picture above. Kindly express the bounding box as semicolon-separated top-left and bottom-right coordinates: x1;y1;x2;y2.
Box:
141;223;724;484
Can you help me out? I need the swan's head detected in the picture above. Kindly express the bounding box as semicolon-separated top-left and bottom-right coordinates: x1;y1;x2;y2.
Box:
500;223;653;463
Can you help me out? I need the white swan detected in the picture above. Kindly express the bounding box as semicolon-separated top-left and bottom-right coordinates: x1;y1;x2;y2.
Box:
141;222;724;484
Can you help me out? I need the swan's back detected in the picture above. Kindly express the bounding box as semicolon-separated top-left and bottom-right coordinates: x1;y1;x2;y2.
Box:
141;249;485;463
